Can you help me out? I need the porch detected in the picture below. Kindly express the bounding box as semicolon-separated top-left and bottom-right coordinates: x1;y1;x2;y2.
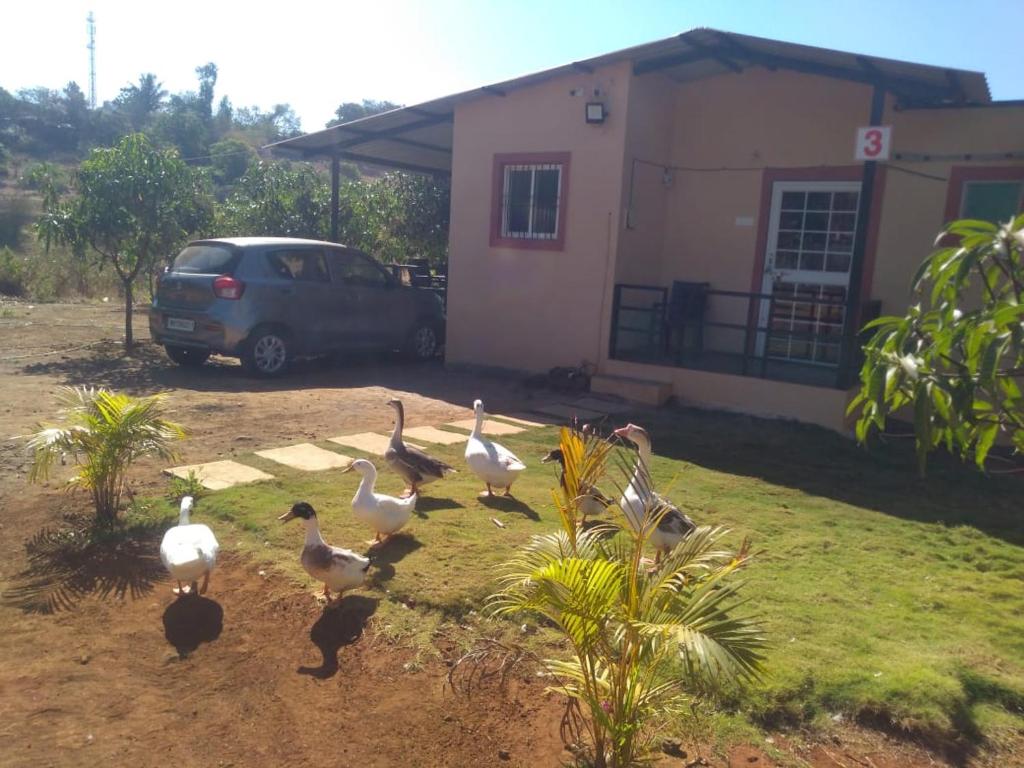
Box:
608;282;880;390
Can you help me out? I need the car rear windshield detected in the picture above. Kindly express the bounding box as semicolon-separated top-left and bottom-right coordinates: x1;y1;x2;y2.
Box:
172;244;241;275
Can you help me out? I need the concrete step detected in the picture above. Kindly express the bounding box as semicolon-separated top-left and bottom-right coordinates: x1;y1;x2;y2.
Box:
590;373;671;406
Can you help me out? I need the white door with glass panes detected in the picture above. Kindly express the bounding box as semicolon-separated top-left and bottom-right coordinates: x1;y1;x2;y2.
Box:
756;181;860;366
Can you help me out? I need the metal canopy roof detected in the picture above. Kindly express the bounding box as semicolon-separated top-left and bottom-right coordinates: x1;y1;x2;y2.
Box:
266;28;990;174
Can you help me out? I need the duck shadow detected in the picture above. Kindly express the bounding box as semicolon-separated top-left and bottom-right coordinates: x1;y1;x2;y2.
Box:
298;595;378;679
413;496;465;518
367;533;424;584
162;594;224;658
478;494;540;520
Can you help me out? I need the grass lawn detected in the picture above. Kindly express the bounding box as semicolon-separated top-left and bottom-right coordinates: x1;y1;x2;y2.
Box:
153;407;1024;751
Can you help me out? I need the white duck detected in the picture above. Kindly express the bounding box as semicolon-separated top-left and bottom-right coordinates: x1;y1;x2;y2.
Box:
160;496;220;596
613;424;696;559
344;458;417;545
278;501;371;602
465;399;526;496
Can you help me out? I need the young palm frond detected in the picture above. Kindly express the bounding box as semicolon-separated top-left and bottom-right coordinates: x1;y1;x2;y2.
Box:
27;387;185;524
488;422;765;767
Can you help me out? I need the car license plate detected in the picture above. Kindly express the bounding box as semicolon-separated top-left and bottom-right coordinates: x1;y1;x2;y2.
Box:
166;317;195;332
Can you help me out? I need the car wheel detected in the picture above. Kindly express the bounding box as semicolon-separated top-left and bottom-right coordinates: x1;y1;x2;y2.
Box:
242;327;291;377
404;323;439;361
165;345;210;367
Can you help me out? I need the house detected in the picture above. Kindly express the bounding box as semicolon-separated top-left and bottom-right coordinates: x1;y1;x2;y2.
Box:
269;29;1024;432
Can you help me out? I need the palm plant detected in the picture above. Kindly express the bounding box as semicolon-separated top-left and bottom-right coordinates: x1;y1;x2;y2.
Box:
489;427;764;767
28;387;185;525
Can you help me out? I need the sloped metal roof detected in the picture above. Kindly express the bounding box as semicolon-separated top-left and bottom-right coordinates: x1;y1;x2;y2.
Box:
267;28;991;173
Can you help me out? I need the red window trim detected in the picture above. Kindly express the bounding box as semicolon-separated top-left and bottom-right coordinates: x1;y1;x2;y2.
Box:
489;152;571;251
942;165;1024;223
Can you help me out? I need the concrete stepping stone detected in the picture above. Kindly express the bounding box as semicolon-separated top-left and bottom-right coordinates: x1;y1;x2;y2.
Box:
445;418;525;436
328;432;424;456
255;443;353;472
571;397;633;414
401;425;467;445
492;413;558;428
531;403;606;421
165;460;274;491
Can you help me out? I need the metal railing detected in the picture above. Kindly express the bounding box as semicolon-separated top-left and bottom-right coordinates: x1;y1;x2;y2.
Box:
608;283;878;389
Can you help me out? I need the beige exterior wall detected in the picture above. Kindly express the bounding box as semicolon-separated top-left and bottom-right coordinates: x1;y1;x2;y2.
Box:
603;358;853;432
446;61;632;373
445;58;1023;429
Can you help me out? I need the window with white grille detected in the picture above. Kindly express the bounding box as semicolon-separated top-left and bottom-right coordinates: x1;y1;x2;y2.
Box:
500;163;563;240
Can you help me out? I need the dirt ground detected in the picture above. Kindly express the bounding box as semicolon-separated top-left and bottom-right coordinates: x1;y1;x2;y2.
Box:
0;302;996;767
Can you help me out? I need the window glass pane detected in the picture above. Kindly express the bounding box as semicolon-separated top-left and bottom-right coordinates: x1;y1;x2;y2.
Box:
826;253;851;272
804;211;829;231
961;181;1024;223
830;212;856;232
781;192;805;210
330;251;389;287
532;168;560;236
505;169;532;235
173;245;240;275
799;252;824;271
833;192;859;211
776;231;801;249
802;232;827;251
266;249;329;282
807;192;831;210
775;251;798;269
779;211;803;229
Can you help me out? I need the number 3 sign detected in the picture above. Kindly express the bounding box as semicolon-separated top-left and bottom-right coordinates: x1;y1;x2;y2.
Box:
855;126;892;161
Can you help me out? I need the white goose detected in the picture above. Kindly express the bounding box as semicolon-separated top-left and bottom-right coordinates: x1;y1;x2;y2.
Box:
613;424;696;559
278;501;371;602
344;458;417;545
160;496;220;596
465;399;526;496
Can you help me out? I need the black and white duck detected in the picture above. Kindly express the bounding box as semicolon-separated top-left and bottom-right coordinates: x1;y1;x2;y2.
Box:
540;447;614;523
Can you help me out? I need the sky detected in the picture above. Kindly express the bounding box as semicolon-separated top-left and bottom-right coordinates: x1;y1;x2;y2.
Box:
4;0;1022;132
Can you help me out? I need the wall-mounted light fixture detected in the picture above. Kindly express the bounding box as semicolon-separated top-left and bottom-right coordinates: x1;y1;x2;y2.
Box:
585;101;606;124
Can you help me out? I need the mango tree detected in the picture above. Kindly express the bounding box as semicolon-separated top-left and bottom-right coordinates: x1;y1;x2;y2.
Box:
38;133;212;352
851;216;1024;471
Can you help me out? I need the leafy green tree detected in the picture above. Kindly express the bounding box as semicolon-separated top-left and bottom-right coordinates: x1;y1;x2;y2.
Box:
216;160;329;239
851;216;1024;471
195;63;218;121
488;428;764;767
28;387;185;525
115;73;167;131
37;134;213;351
209;138;254;186
327;99;400;127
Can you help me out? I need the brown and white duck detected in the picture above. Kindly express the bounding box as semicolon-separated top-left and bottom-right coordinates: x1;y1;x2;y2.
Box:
278;501;371;603
612;423;696;559
384;398;456;496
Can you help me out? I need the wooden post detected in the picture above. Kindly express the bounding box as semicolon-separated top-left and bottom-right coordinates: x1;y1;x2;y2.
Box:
330;154;340;243
838;84;885;387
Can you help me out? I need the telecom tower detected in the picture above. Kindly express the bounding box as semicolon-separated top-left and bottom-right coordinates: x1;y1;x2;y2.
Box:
87;12;96;109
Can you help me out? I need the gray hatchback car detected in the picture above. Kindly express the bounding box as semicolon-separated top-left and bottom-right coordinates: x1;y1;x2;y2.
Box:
149;237;446;376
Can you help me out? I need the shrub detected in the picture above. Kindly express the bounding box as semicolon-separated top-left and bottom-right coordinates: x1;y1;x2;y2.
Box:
488;427;765;767
28;387;186;525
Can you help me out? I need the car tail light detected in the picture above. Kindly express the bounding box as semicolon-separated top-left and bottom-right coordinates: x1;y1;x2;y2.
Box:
213;275;245;300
